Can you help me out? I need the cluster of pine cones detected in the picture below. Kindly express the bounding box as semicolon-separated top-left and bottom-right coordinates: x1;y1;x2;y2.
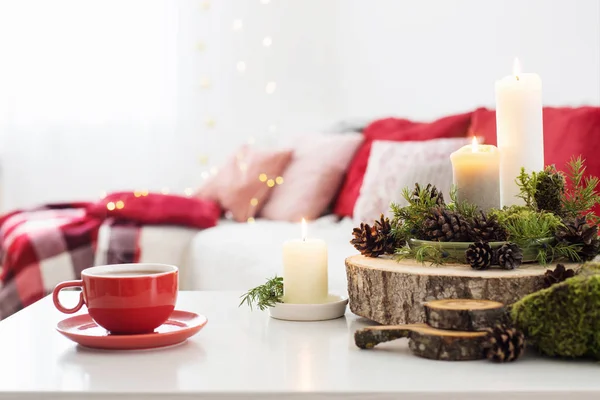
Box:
466;241;523;270
350;214;398;258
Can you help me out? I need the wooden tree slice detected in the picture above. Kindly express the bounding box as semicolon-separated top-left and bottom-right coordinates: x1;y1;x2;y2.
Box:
355;324;487;361
345;255;581;325
423;299;507;331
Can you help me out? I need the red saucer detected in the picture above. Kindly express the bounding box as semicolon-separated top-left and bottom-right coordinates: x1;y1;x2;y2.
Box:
56;310;207;350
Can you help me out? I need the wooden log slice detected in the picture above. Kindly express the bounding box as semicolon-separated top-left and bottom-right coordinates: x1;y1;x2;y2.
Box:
345;255;581;325
355;324;487;361
423;299;507;331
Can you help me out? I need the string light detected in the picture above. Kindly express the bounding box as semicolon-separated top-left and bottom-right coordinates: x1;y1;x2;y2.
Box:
133;191;142;198
141;189;149;196
265;81;276;94
275;176;284;185
106;202;116;211
200;0;211;11
198;155;210;165
236;61;246;73
161;188;170;195
196;41;206;52
247;217;255;224
262;36;272;47
200;76;211;89
259;173;268;182
100;191;107;198
201;171;210;180
232;19;243;31
116;200;125;209
267;179;275;187
184;188;194;197
250;198;259;206
205;117;216;128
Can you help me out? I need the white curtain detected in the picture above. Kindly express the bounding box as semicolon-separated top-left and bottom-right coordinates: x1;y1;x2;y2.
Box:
0;0;341;211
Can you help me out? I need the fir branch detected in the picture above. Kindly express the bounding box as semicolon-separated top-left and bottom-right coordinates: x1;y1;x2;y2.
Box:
515;167;538;209
562;156;600;224
395;244;459;266
239;276;284;311
489;207;561;246
447;185;478;219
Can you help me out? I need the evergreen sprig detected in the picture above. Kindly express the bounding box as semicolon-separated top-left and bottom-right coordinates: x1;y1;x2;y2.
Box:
515;167;539;209
395;244;459;266
447;185;479;219
239;276;284;311
562;156;600;224
489;207;562;246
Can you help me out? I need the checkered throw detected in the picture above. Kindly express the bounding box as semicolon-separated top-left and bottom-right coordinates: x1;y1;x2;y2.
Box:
0;203;143;320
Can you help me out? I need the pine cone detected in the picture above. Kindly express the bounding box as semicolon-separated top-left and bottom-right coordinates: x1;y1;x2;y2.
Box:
555;216;600;261
534;165;565;216
495;243;523;270
373;214;399;254
423;207;470;242
350;215;397;258
483;324;526;362
466;241;493;270
543;263;576;288
411;183;445;206
468;211;508;242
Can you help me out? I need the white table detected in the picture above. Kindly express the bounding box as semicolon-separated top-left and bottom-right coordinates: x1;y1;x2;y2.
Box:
0;291;598;400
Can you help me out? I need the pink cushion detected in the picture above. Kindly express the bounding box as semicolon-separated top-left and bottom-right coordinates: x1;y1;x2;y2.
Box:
196;146;293;222
259;134;363;221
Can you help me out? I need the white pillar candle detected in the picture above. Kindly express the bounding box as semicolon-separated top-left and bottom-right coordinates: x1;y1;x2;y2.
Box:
282;218;328;304
450;137;501;212
495;58;544;207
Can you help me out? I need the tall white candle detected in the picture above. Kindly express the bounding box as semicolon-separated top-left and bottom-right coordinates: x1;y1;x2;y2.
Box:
282;218;328;304
450;137;501;212
495;58;544;208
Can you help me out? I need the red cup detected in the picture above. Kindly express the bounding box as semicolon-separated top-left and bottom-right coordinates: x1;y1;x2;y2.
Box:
53;263;178;334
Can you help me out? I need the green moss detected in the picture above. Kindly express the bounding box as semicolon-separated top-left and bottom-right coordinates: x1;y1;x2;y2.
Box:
511;269;600;359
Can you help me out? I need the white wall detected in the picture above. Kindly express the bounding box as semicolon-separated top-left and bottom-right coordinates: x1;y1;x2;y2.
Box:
335;0;600;120
0;0;598;210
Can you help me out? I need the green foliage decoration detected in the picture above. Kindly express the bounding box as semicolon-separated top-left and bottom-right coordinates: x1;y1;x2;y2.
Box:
511;264;600;359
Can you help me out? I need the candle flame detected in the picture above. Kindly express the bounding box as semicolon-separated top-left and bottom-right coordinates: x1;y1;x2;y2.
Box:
471;136;479;153
301;218;307;241
513;57;521;80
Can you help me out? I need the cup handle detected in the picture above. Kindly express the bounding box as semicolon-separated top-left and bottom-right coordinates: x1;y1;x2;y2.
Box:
52;280;85;314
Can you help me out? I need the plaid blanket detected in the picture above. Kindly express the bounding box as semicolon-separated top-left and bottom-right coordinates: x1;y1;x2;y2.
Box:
0;203;143;320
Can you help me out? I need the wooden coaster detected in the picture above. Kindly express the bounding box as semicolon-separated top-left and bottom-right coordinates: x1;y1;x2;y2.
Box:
424;299;507;331
354;324;487;361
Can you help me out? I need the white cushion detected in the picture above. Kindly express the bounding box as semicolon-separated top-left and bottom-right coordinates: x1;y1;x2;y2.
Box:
353;137;471;224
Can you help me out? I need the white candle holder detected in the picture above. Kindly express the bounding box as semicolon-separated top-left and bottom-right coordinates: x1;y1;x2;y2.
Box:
268;294;348;321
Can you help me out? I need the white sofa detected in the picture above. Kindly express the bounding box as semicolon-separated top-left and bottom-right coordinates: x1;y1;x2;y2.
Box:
95;215;357;296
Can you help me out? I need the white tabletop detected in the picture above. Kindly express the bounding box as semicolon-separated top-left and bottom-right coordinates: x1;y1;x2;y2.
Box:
0;291;598;400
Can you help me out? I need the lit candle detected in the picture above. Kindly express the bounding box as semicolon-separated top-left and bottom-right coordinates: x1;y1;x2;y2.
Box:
282;218;328;304
495;58;544;207
450;137;501;212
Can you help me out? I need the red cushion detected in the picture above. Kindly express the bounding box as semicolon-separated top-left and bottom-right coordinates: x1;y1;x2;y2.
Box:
87;192;221;229
333;112;473;217
470;106;600;175
470;106;600;215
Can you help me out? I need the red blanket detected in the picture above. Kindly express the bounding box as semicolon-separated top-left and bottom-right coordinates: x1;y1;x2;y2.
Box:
0;194;220;320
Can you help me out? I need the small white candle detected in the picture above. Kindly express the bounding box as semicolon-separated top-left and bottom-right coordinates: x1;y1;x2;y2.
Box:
495;58;544;207
450;137;501;212
282;218;328;304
